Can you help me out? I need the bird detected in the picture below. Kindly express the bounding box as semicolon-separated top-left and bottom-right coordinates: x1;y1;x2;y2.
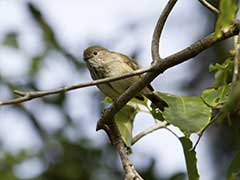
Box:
83;46;166;110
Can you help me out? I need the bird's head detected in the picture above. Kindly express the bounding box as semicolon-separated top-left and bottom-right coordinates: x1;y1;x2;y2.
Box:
83;46;108;61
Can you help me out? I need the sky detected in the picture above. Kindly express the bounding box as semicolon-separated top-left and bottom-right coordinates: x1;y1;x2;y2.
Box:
0;0;216;179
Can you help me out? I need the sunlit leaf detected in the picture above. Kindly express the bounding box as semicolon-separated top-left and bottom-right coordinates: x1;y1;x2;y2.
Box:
180;137;200;180
227;151;240;180
115;105;137;147
101;96;113;104
201;84;231;107
102;96;148;106
130;96;148;106
155;92;211;136
215;0;238;38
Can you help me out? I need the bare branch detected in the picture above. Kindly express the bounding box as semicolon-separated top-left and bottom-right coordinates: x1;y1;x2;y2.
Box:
232;33;240;83
0;67;152;105
132;122;167;145
2;2;239;179
97;21;240;131
106;123;143;180
199;0;219;14
151;0;177;62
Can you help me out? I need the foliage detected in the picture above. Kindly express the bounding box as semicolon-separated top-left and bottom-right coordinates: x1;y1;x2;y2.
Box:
155;92;211;136
179;137;199;180
215;0;238;38
0;1;240;180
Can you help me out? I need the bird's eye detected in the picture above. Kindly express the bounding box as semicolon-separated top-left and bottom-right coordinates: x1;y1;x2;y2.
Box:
93;51;98;55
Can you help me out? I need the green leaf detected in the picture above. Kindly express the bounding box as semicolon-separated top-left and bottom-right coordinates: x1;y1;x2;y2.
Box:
155;92;211;136
150;103;164;121
227;151;240;180
179;137;200;180
115;105;137;147
2;32;19;48
129;96;148;106
101;96;113;104
102;96;148;106
209;59;240;87
215;0;238;38
201;84;231;107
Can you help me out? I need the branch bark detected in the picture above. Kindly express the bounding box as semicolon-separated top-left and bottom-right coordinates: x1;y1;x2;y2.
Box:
1;1;240;179
233;33;240;83
105;123;143;180
132;122;167;145
100;1;178;179
0;67;151;105
198;0;219;14
97;22;240;130
151;0;177;62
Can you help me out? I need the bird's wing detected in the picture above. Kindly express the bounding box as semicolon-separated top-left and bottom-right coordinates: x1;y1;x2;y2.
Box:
117;53;154;92
117;53;140;70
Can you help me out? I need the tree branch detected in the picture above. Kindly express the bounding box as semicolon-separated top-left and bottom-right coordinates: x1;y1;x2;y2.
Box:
0;67;152;105
151;0;177;62
198;0;219;14
105;123;143;180
97;21;240;131
232;33;240;83
2;1;239;179
132;122;168;145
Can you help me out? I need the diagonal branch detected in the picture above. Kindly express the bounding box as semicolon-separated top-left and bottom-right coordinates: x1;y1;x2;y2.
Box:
198;0;219;14
232;33;240;83
96;21;240;130
105;123;143;180
0;67;152;105
151;0;177;62
1;1;239;179
132;121;168;145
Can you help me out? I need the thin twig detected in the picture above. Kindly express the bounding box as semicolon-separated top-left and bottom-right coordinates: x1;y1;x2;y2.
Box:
151;0;177;62
165;127;179;139
0;67;152;105
191;116;216;151
132;121;167;145
101;2;178;178
199;0;219;14
232;33;240;83
106;123;143;180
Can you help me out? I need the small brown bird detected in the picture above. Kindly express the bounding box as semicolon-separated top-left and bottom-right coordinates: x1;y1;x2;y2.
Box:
83;46;166;110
